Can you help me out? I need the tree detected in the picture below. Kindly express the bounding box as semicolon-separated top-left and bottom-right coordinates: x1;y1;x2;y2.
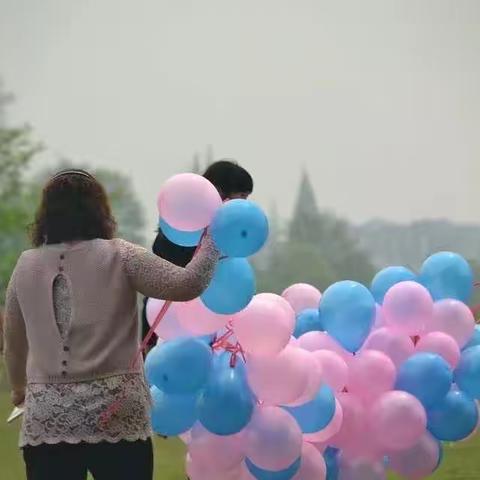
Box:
0;124;42;303
256;170;375;295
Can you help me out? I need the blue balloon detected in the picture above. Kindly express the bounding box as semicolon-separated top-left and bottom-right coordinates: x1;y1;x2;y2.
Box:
463;325;480;351
319;281;376;352
211;200;269;258
159;218;203;247
245;457;301;480
454;345;480;399
294;309;324;338
396;353;453;408
283;385;336;434
427;390;478;441
324;447;339;480
370;266;417;304
145;337;212;394
197;359;255;435
150;386;198;436
420;252;473;303
201;258;256;314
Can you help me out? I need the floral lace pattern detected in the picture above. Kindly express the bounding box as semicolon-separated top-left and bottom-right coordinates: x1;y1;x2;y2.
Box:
21;374;152;447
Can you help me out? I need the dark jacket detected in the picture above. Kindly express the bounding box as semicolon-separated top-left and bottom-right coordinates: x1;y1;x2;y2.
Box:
141;231;196;349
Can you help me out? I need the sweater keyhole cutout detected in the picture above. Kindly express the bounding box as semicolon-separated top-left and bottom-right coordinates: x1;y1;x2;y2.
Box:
52;274;72;340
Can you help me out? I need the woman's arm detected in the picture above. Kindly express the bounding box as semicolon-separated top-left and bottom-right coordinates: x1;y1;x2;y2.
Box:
3;268;28;405
118;235;219;302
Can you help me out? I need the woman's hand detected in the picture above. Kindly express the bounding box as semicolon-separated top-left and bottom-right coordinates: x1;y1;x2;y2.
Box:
11;389;25;407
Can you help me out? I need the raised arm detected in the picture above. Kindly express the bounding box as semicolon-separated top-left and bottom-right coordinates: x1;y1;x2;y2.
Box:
118;235;219;302
3;268;28;404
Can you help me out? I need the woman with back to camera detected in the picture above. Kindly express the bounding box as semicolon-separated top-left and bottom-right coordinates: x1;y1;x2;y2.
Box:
3;169;219;480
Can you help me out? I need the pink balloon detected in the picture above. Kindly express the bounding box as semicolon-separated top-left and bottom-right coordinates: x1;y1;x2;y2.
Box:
312;350;348;392
370;391;427;452
426;299;475;348
373;304;387;329
388;432;441;480
304;399;343;443
188;423;245;471
176;298;229;335
362;327;414;368
186;454;242;480
289;336;300;347
233;294;295;357
292;442;327;480
286;350;323;406
158;173;222;231
416;331;461;368
245;406;303;471
246;346;310;405
338;457;386;480
383;281;433;336
282;283;322;314
348;350;396;404
298;331;353;363
146;298;189;340
329;393;365;450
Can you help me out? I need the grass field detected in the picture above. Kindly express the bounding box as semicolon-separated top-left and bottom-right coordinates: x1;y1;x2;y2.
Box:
0;391;479;479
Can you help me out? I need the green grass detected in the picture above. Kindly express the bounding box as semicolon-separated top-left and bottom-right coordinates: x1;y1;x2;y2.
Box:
1;390;479;479
0;392;186;480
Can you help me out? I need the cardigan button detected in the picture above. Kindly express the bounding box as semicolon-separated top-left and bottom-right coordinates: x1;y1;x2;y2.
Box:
62;360;67;366
58;266;64;272
63;346;70;352
61;371;67;377
60;254;65;260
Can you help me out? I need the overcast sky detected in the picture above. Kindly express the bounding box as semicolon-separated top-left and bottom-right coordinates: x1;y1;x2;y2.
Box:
1;0;479;234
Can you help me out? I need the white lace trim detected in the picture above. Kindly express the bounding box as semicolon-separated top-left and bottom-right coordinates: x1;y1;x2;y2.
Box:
20;374;152;447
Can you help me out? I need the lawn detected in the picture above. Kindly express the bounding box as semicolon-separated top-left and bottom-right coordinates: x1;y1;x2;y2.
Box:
0;390;479;479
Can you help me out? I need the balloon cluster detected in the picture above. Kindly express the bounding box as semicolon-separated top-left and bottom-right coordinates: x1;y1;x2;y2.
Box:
146;174;480;480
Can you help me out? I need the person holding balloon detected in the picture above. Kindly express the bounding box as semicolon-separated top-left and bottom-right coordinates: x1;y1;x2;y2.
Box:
3;169;220;480
141;159;254;352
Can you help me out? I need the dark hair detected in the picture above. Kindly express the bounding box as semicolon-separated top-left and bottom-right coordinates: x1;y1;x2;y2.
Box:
203;160;253;200
30;169;117;247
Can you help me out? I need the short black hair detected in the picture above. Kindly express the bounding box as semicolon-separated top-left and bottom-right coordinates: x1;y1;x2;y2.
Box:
203;160;253;200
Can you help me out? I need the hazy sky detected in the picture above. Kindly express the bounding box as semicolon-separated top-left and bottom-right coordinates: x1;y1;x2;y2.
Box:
1;0;479;234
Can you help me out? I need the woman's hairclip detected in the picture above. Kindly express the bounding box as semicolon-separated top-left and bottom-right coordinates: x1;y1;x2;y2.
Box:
51;169;94;181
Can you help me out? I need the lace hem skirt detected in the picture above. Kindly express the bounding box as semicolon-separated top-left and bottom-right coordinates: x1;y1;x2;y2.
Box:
20;374;152;447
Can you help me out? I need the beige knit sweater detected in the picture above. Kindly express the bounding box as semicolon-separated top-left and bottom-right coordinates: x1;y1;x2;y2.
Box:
4;237;219;390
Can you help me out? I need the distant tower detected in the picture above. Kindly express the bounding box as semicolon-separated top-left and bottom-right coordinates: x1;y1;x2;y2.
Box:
191;152;201;174
205;144;215;167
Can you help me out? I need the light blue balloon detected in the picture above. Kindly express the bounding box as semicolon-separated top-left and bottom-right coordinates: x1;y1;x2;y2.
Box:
324;447;339;480
463;325;480;351
427;390;478;441
420;252;473;303
150;386;198;436
245;457;301;480
197;357;255;435
145;337;212;394
283;385;336;434
395;353;453;408
370;266;417;304
159;218;203;247
201;258;256;314
319;281;376;352
454;345;480;399
293;309;323;338
211;199;269;258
